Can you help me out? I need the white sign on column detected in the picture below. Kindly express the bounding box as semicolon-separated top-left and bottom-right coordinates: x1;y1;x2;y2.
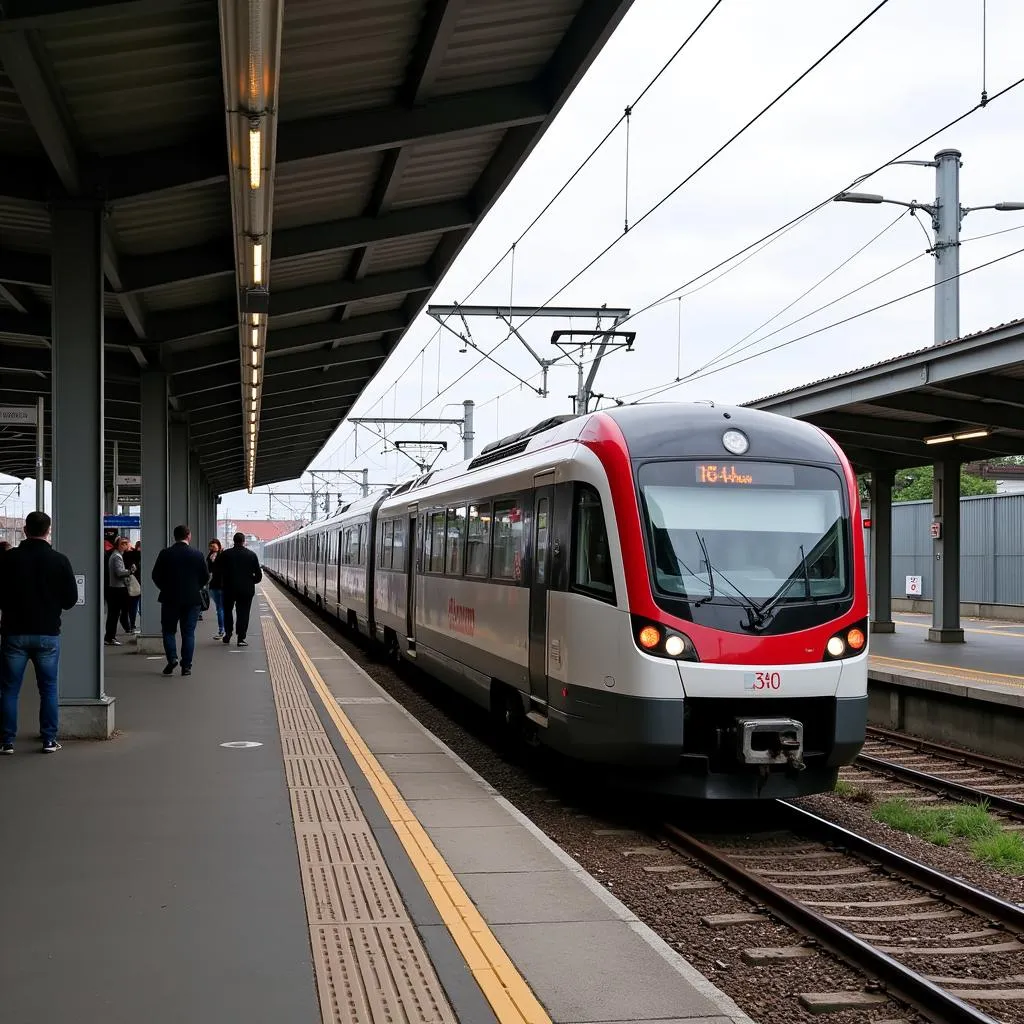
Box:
905;575;922;597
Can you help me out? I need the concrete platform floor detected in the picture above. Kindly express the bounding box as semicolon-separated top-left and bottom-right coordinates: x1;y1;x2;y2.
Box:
870;613;1024;689
0;587;755;1024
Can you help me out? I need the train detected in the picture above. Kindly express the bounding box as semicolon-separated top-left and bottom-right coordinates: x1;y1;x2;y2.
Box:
264;402;868;800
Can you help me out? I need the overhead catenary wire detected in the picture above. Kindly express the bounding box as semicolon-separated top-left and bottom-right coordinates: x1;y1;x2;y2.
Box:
631;242;1024;404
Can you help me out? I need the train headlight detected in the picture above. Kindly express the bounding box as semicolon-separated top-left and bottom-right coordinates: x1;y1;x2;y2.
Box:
632;617;699;661
823;619;868;660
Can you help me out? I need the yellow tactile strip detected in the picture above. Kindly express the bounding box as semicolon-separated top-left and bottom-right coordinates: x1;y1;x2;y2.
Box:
263;616;458;1024
262;586;553;1024
870;654;1024;691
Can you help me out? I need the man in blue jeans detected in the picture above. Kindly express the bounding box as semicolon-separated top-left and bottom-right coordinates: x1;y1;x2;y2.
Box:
151;524;209;677
0;511;79;755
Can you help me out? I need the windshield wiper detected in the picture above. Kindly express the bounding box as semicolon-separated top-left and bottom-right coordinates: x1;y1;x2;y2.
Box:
752;543;820;627
693;532;764;628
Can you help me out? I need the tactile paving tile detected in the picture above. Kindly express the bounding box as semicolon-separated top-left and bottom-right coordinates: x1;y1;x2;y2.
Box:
263;615;458;1024
311;924;457;1024
284;756;350;789
290;786;365;827
294;826;381;868
302;861;407;925
281;734;337;758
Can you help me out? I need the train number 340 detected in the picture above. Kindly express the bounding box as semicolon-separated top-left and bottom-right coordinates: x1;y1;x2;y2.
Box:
744;671;782;690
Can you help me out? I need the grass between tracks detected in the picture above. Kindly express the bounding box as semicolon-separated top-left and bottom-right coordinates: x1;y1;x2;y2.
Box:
872;798;1024;873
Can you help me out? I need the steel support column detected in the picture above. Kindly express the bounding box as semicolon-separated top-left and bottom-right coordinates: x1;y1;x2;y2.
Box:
51;199;114;737
140;371;169;651
168;422;190;532
929;458;964;642
869;469;895;634
188;451;201;541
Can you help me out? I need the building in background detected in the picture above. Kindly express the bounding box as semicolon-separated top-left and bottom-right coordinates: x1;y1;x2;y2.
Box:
214;519;303;561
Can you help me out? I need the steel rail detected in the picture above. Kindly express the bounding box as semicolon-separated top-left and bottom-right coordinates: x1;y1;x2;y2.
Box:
856;753;1024;821
865;726;1024;777
663;820;1000;1024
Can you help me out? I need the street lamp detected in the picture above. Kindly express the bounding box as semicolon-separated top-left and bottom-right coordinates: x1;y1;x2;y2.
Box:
834;149;1024;344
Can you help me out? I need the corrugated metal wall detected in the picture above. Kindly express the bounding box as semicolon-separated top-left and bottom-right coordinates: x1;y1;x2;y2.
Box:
865;493;1024;604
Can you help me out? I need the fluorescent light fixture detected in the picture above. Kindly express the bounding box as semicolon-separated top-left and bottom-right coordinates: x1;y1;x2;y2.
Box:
925;427;990;445
250;386;258;400
251;327;259;348
252;242;263;284
249;126;261;189
252;349;259;367
251;368;258;385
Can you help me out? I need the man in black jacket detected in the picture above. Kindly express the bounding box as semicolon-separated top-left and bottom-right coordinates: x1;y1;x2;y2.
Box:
151;524;209;677
0;511;79;754
212;532;262;647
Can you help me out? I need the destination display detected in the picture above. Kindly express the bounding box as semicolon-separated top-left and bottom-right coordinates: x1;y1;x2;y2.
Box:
693;462;796;487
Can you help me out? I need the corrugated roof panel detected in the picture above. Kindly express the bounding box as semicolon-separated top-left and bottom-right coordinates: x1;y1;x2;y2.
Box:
279;0;420;119
362;231;440;275
432;0;577;97
109;183;230;255
43;6;222;156
268;307;336;331
0;69;45;155
144;275;235;314
343;293;405;318
273;150;380;229
0;199;49;252
270;249;353;291
390;129;504;208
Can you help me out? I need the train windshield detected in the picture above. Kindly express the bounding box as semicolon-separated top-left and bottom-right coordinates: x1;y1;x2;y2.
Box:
638;460;851;632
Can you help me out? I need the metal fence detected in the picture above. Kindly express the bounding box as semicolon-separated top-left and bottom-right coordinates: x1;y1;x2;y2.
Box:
865;493;1024;605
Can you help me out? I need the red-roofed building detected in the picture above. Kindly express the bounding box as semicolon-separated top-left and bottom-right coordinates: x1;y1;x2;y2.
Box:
215;519;303;544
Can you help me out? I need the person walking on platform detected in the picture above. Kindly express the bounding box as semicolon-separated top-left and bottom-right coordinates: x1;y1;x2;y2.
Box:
212;532;262;648
0;511;79;754
206;539;226;638
151;524;209;677
104;537;133;646
119;540;142;634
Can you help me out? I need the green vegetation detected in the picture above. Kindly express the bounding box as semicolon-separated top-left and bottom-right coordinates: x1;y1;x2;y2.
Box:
856;466;996;504
873;799;1024;874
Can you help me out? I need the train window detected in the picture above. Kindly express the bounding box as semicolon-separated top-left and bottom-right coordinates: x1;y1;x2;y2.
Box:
491;500;523;581
346;527;360;566
445;507;467;576
466;504;490;577
428;511;446;573
392;519;407;572
379;520;392;569
357;524;365;566
573;486;615;600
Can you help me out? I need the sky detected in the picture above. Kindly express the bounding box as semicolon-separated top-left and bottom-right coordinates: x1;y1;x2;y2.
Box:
200;0;1024;520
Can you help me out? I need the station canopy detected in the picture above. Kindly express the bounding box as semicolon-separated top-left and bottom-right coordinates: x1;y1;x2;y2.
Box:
0;0;633;495
747;319;1024;471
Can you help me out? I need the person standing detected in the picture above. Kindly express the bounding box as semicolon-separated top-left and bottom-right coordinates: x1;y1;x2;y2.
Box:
212;532;262;647
0;511;79;754
104;537;132;646
206;539;226;638
119;540;141;634
151;524;209;677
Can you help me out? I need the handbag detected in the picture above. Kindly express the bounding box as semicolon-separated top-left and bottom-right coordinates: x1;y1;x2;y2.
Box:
199;586;211;612
125;574;141;598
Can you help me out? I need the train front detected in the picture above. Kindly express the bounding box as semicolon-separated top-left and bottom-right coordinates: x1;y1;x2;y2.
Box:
583;404;868;800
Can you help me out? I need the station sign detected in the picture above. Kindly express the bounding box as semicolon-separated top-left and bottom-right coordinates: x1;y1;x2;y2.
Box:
905;575;922;597
104;514;140;528
116;474;141;487
929;521;942;539
0;405;38;426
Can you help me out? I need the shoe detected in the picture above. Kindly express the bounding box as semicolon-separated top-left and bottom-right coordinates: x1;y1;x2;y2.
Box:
237;639;248;647
181;667;192;677
1;743;13;755
222;634;232;644
162;660;178;675
215;630;224;639
104;639;122;646
42;740;61;753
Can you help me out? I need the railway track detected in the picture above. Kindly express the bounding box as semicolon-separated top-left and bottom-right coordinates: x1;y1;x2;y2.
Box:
845;729;1024;822
665;803;1024;1024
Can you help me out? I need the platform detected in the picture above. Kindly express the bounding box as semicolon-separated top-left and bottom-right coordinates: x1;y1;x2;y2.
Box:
0;580;753;1024
869;612;1024;694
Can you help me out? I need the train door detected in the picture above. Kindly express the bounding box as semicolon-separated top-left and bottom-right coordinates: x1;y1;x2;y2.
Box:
405;507;417;650
528;475;554;708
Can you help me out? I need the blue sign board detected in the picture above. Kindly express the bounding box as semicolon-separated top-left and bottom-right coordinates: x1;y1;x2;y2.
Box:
103;515;140;528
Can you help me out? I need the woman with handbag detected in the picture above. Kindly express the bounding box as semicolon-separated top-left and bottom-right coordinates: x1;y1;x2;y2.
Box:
105;537;133;646
120;540;142;633
206;539;226;638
